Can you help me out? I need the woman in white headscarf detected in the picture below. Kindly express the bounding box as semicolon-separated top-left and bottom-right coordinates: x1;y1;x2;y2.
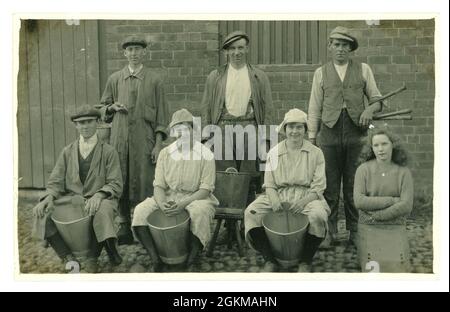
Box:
244;108;330;272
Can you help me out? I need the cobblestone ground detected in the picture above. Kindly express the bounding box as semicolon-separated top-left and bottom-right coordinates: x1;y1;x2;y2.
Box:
17;190;433;274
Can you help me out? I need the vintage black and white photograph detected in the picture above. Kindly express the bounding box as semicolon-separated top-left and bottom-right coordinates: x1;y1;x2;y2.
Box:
15;17;436;275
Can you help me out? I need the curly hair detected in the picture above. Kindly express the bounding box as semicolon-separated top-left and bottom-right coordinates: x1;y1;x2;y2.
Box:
358;126;409;166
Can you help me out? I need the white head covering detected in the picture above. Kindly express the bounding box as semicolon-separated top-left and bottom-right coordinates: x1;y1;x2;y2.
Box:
169;108;194;129
276;108;308;135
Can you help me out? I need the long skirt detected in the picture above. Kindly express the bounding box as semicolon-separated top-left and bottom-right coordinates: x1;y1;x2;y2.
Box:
132;190;217;249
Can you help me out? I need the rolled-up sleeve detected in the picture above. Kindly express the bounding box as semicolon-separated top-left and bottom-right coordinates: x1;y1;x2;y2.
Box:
308;149;326;200
262;151;278;190
362;63;383;109
199;158;216;192
307;68;324;139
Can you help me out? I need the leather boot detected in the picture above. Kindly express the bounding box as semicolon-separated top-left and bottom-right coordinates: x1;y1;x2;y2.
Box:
133;226;162;271
104;238;122;266
248;227;276;261
185;234;202;271
47;232;72;261
117;222;134;245
248;227;278;272
301;233;324;264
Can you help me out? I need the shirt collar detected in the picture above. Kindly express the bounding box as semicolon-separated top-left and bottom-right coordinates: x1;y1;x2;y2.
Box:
276;139;313;156
79;133;98;146
168;140;204;157
123;64;144;80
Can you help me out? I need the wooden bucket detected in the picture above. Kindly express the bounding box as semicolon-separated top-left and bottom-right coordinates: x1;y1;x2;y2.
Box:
214;167;252;208
97;123;111;144
51;195;92;257
147;209;191;265
357;223;411;273
262;204;309;268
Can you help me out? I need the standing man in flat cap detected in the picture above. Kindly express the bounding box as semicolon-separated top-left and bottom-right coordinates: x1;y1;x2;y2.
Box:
100;35;168;245
32;105;123;273
307;26;383;246
201;30;274;204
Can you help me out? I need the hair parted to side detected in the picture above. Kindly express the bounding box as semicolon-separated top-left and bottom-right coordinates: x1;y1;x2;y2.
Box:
359;125;410;166
284;122;308;134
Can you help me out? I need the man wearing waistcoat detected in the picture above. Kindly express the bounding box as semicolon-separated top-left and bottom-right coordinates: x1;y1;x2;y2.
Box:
307;26;383;246
201;30;275;204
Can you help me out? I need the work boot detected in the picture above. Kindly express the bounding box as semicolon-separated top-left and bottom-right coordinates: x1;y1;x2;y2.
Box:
117;222;134;245
185;234;202;269
47;233;72;260
301;233;324;264
133;226;162;267
104;238;122;266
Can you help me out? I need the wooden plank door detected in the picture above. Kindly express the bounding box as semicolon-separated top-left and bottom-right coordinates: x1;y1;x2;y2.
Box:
218;20;328;65
17;19;100;188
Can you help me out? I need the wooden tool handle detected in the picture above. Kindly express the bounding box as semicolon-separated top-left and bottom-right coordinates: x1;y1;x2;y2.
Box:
375;115;412;120
368;84;407;106
373;108;412;119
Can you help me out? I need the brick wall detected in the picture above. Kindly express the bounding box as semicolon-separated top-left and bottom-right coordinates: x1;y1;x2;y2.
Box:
102;19;435;194
261;19;435;195
102;20;219;116
330;20;435;195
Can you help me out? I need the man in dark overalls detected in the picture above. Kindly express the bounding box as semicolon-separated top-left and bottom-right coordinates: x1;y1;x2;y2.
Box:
100;35;168;245
307;26;383;246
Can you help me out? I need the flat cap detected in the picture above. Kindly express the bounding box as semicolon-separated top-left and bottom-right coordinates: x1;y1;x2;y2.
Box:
121;35;148;49
222;30;249;50
329;26;359;51
71;105;101;122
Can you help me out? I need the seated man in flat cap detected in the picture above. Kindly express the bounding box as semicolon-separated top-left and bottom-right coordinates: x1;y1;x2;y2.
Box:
200;30;275;205
32;105;123;273
307;26;383;247
100;34;168;245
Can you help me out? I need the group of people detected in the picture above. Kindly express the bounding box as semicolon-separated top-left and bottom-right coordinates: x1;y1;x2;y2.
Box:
31;26;414;273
